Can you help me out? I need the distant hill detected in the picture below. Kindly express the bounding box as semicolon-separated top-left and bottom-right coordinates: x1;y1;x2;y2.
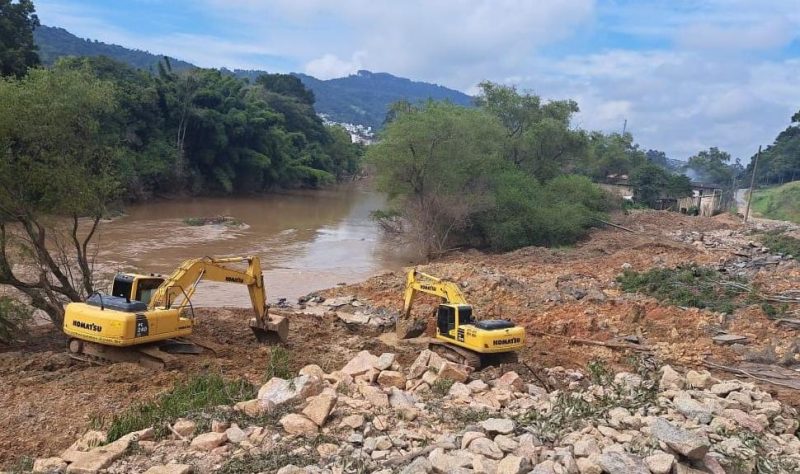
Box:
34;25;472;130
35;25;195;72
292;71;472;130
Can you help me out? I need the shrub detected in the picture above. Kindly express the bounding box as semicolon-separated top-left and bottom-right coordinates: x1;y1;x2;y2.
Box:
760;231;800;257
0;297;33;344
617;265;748;313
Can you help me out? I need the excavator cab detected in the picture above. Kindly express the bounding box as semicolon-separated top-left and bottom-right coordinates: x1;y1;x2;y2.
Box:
111;274;165;306
436;304;473;336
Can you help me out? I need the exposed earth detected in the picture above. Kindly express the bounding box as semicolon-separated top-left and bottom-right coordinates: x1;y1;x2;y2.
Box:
2;209;800;470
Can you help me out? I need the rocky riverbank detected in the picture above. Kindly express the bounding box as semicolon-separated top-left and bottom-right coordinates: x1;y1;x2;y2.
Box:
31;348;800;474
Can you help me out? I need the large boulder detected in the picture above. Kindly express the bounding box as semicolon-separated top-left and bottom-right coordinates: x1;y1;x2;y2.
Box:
408;350;433;379
359;384;390;408
171;419;196;439
644;452;675;474
302;392;338;427
257;375;323;409
659;365;685;390
341;351;380;376
495;371;525;392
650;418;710;461
438;361;470;383
496;455;529;474
469;437;504;460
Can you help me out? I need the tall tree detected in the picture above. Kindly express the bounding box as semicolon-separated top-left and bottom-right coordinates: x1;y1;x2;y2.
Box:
685;147;735;185
0;0;40;77
0;66;119;324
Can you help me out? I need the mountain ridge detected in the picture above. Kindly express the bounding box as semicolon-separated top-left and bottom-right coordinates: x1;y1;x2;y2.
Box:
33;25;472;130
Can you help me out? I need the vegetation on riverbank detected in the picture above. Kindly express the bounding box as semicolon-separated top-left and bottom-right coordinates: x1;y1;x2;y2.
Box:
751;181;800;223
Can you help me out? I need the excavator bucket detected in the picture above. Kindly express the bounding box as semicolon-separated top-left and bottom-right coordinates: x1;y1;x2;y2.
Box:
250;314;289;344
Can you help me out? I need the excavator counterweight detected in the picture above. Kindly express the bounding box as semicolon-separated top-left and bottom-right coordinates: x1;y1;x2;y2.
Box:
63;256;288;368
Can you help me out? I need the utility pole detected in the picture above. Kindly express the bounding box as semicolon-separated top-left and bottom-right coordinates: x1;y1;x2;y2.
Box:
622;119;627;135
744;145;761;223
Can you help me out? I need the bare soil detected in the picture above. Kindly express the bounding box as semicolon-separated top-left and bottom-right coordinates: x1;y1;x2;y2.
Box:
1;210;799;467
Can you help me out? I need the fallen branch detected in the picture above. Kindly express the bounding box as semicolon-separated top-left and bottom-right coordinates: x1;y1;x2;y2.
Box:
384;443;449;467
703;360;800;391
521;361;553;393
532;331;653;352
167;424;188;442
591;217;637;234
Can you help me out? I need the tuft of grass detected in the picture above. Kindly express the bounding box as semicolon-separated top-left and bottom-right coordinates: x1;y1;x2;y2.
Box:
431;378;455;395
617;265;748;313
265;346;293;380
5;456;33;474
106;373;256;442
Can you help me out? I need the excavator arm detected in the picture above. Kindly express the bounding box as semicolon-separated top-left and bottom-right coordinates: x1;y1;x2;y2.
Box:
150;256;288;342
402;269;468;320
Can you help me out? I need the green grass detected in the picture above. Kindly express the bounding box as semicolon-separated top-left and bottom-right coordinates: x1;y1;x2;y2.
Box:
751;181;800;223
183;216;243;227
105;373;256;441
760;230;800;257
617;265;749;314
265;346;293;380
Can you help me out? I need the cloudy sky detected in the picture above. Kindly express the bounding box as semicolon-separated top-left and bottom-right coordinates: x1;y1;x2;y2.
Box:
35;0;800;162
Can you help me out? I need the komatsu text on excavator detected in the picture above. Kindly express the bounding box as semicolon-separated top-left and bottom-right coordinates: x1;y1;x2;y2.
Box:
402;269;525;368
63;256;288;369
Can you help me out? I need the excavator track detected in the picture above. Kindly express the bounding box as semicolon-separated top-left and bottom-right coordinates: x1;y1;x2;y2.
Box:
429;340;482;369
68;338;186;370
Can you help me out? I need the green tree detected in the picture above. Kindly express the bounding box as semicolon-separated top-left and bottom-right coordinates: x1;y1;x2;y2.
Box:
0;66;119;324
585;132;647;180
630;163;691;208
324;125;363;179
685;147;734;185
0;0;40;77
746;110;800;186
368;101;506;257
476;81;586;181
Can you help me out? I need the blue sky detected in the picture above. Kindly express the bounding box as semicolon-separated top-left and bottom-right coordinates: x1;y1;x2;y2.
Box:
34;0;800;162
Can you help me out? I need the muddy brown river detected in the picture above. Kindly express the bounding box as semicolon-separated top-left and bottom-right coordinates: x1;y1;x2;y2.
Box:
92;186;412;307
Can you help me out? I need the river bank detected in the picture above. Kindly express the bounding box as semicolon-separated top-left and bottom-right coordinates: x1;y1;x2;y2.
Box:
2;210;800;470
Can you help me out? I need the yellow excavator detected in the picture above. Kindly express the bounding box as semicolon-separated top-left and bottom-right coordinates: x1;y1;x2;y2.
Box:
63;256;288;369
402;269;525;368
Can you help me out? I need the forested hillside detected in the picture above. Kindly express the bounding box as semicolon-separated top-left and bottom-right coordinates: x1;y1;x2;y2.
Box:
746;110;800;186
293;70;472;130
33;25;473;130
33;25;194;72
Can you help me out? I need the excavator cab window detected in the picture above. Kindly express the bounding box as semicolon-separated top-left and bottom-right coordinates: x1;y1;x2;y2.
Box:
135;278;164;306
111;275;134;300
437;305;456;337
458;305;473;325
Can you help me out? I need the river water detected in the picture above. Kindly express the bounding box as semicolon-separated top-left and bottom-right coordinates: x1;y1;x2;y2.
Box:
92;186;412;308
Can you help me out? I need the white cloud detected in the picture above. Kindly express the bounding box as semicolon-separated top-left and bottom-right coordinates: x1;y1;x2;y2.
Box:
305;52;365;79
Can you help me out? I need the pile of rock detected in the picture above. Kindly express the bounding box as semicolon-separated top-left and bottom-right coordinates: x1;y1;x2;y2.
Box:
295;294;396;329
34;353;800;474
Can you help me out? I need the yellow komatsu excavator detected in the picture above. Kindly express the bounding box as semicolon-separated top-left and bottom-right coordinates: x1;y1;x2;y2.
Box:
63;256;288;369
402;269;525;368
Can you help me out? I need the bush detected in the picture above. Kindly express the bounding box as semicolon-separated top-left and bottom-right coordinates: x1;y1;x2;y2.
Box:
617;265;748;313
106;373;255;441
760;231;800;257
0;297;32;344
475;172;612;251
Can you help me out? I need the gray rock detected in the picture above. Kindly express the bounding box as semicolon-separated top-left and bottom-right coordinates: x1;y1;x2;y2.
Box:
644;452;674;474
659;365;684;390
429;447;471;473
710;381;741;396
469;437;505;460
598;452;649;474
650;418;709;461
531;460;557;474
400;457;433;474
496;454;529;474
674;392;713;424
481;418;515;435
